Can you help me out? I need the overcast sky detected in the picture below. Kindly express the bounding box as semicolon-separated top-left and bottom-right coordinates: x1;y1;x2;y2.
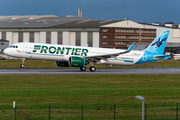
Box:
0;0;179;23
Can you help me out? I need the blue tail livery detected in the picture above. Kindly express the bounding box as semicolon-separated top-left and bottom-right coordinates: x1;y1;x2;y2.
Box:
135;30;170;64
145;30;169;54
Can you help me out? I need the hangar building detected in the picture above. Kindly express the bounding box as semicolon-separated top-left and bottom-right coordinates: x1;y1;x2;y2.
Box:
0;15;180;54
101;20;180;50
0;15;119;48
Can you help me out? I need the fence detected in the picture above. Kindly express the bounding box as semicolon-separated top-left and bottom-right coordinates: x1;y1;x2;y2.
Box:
0;103;179;120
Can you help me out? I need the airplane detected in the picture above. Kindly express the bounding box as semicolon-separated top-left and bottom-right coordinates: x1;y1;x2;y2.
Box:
3;30;170;72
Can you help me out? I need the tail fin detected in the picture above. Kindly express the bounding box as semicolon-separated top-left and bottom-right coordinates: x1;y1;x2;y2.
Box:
145;30;169;54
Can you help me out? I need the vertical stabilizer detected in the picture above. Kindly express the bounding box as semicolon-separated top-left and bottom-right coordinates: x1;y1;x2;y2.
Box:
145;30;169;54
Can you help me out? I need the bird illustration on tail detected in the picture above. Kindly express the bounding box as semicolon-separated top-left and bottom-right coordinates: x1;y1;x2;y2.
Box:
151;37;167;48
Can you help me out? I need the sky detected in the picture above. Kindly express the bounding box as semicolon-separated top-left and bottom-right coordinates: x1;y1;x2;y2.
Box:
0;0;179;24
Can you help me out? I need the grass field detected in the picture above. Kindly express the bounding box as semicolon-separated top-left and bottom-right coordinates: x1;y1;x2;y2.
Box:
0;60;180;105
0;75;180;105
0;59;180;68
1;60;180;119
0;75;180;119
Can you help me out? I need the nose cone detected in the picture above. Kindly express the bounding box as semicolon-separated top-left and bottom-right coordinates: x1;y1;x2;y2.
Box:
3;48;10;55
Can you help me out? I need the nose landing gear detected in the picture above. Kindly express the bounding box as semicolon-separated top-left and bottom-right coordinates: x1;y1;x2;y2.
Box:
20;58;25;68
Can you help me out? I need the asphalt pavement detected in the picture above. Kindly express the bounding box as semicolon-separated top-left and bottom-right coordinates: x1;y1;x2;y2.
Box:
0;68;180;75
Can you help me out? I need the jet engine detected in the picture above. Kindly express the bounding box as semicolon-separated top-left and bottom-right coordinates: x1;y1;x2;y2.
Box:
55;56;85;67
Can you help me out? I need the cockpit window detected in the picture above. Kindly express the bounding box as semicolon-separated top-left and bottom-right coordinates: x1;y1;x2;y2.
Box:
9;45;18;48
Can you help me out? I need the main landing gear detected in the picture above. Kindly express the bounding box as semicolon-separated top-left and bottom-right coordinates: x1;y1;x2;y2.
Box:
80;61;96;72
20;58;25;68
89;66;96;72
89;62;96;72
80;67;86;71
80;66;96;72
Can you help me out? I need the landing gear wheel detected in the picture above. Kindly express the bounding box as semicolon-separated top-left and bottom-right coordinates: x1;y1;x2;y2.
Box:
20;64;24;68
20;58;25;68
89;66;96;72
80;67;86;71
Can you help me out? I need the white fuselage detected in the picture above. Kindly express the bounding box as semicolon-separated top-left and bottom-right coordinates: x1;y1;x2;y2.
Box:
3;30;171;72
4;42;144;66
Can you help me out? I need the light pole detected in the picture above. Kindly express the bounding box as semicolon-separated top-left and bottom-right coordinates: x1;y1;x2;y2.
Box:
135;95;145;120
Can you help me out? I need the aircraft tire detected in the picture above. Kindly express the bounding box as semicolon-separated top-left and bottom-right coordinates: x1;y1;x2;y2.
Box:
20;64;24;68
80;67;86;71
89;66;96;72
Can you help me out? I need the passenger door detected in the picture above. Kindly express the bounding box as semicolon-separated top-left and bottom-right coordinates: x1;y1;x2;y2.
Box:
23;43;28;53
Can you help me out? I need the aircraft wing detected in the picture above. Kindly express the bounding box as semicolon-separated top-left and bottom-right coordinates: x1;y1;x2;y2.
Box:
84;42;135;62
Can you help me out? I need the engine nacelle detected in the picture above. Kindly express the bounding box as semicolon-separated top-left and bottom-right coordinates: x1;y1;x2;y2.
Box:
55;56;85;67
70;56;85;67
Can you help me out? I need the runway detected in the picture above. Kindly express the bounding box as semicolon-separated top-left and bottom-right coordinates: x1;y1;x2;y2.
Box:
0;68;180;75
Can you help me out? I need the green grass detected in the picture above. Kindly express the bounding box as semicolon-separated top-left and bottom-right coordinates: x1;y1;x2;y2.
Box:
0;59;180;68
0;75;180;119
0;75;180;105
0;60;180;119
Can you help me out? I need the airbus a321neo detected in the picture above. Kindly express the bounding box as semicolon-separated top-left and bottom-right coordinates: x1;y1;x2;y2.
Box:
4;30;170;72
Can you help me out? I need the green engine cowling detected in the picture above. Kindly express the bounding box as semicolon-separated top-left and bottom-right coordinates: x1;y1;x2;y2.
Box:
55;56;85;67
70;56;85;67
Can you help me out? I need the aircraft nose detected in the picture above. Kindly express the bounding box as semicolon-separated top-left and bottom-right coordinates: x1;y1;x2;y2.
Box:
3;48;10;55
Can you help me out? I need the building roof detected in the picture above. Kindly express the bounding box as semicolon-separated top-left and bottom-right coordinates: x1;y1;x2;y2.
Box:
50;20;122;28
1;15;179;29
0;15;96;28
140;22;179;29
0;39;9;42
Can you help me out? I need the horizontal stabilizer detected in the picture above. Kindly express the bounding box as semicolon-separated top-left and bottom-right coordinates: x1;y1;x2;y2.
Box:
153;55;170;59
